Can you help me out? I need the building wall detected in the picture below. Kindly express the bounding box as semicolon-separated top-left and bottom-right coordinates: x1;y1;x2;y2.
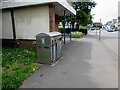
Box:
55;14;59;31
0;9;2;39
118;1;120;16
118;1;120;29
2;9;13;39
49;4;59;32
49;4;55;32
14;5;49;40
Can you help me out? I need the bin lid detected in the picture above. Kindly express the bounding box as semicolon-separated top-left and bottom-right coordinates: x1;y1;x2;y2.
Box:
37;32;61;37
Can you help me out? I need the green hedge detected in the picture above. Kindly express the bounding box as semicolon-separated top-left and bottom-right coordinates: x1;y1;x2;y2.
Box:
71;32;84;38
2;48;40;90
58;26;86;30
58;27;77;30
79;26;86;29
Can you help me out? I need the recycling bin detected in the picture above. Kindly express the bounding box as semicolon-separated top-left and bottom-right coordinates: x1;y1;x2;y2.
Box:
36;32;62;64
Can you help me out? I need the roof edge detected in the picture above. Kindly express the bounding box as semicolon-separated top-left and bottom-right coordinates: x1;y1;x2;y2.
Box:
1;0;76;15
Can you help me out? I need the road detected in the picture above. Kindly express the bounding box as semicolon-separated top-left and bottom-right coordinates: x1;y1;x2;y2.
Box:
20;30;118;88
90;29;118;59
101;30;118;57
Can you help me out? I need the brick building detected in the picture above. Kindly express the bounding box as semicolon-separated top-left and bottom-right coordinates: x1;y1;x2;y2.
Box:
1;0;76;47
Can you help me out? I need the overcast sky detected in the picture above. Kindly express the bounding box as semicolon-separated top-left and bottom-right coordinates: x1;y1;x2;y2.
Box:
91;0;119;24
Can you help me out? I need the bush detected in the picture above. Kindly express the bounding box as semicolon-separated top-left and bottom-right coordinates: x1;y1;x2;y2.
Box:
58;27;64;30
58;27;78;34
79;26;86;29
71;32;84;38
2;48;40;90
58;27;77;30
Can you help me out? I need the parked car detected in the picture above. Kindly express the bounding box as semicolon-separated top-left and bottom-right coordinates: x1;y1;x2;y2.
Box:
105;24;116;32
106;27;115;32
91;27;95;30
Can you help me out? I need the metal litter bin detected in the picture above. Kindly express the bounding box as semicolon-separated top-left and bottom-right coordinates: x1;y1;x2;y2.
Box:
36;32;62;64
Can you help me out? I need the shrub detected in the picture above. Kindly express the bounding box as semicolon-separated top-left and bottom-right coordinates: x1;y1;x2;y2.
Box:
58;27;78;34
58;27;64;30
71;32;84;38
79;26;86;29
58;27;77;30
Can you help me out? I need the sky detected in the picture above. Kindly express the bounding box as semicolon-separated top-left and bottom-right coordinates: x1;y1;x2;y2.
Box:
91;0;119;24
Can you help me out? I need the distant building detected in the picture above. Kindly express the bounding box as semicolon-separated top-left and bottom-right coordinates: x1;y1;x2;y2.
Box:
118;1;120;30
118;17;120;30
106;21;112;26
112;19;117;24
93;22;102;29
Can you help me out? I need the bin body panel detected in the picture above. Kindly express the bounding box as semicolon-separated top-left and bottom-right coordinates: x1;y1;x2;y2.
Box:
57;38;62;58
36;35;51;64
36;32;62;64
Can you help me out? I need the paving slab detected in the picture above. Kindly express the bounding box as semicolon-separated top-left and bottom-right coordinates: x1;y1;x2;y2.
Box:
19;30;118;88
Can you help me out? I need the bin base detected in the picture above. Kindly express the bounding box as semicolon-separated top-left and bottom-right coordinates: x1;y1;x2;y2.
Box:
50;57;63;66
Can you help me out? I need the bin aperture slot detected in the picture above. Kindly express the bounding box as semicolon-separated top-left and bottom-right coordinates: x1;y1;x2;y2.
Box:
52;44;56;61
44;46;49;49
55;42;57;60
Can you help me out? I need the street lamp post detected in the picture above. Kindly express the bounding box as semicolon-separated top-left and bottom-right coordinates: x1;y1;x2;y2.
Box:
99;19;102;40
96;27;97;35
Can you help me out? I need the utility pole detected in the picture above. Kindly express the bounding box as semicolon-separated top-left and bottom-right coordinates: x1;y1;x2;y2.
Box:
95;23;97;35
99;18;102;40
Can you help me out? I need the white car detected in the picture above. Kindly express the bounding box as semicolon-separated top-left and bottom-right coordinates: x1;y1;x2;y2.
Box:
106;27;115;32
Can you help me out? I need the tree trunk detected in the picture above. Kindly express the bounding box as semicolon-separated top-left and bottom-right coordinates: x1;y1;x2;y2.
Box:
72;22;75;31
76;23;79;31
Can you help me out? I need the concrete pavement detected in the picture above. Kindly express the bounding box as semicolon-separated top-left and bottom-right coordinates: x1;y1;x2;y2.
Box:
100;30;118;57
19;30;118;88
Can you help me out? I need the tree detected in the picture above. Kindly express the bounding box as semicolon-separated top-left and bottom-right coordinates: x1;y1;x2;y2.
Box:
58;1;96;30
74;1;96;26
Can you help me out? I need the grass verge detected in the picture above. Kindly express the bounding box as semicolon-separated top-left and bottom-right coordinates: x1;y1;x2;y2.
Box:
2;48;40;90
